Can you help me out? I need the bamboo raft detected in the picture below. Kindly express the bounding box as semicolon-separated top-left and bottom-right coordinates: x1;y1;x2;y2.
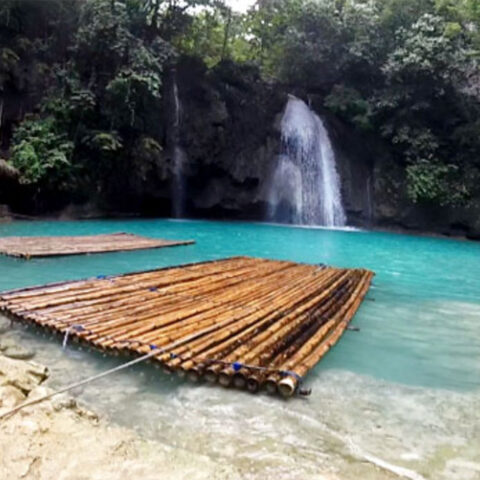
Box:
0;232;194;258
0;257;374;397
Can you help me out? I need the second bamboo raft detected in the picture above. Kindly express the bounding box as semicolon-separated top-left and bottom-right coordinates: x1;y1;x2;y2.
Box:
0;232;194;258
0;257;374;397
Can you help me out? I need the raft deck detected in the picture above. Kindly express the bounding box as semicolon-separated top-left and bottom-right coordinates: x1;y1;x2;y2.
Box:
0;232;194;258
0;257;373;397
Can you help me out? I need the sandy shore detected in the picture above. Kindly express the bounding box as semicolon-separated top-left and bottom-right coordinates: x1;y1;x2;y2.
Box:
0;352;243;480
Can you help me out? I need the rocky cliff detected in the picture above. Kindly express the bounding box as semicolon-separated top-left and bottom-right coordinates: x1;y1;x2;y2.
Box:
175;58;284;219
2;57;479;239
164;63;480;239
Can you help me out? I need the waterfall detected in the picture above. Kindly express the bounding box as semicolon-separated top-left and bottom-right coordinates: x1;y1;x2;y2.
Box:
171;76;186;218
268;96;346;226
267;155;303;224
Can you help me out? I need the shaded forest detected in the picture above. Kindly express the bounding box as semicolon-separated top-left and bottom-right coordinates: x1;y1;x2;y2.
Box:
1;0;479;232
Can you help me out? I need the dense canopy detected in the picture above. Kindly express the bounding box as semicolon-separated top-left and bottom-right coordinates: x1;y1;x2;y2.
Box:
1;0;479;211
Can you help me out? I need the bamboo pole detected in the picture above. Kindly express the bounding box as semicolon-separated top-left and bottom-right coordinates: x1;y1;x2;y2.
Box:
212;270;353;386
0;233;195;258
128;264;316;351
38;260;289;334
0;257;374;398
242;277;358;392
0;256;250;300
22;260;269;329
190;269;344;381
83;263;299;347
162;267;332;370
1;257;259;309
272;270;373;397
6;257;262;311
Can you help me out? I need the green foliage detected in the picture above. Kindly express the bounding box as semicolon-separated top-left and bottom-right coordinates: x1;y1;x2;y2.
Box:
242;0;480;206
324;85;372;130
176;5;253;67
2;0;480;211
388;127;439;162
383;14;466;84
11;116;74;190
81;131;123;153
406;161;469;205
132;135;166;180
4;0;175;198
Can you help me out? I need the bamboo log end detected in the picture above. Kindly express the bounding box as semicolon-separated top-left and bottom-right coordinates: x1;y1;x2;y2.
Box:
205;371;218;383
247;377;259;393
264;378;278;395
278;377;297;398
218;372;232;387
232;373;246;389
187;370;200;382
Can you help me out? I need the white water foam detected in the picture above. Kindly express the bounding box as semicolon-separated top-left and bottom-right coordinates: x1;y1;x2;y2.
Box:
268;96;346;227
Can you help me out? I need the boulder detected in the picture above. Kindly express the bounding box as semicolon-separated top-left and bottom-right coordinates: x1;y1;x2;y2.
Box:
0;354;48;394
0;385;26;408
0;338;36;360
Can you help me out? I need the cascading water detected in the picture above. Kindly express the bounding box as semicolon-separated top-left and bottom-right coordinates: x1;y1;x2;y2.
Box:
267;155;303;224
268;95;346;226
171;76;186;218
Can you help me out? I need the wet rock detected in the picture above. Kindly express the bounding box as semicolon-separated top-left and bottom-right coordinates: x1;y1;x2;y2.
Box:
52;394;77;412
0;339;35;360
57;202;103;220
29;385;51;401
0;354;48;394
0;338;15;351
0;316;11;334
3;346;36;360
0;160;19;181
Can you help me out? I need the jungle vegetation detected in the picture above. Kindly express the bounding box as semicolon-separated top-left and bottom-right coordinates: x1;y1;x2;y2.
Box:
1;0;479;208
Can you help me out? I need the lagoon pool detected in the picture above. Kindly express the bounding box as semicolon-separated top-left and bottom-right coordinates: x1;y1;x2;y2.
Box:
1;219;479;479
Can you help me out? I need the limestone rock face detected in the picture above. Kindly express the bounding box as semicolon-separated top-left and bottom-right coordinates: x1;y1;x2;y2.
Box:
175;59;284;219
2;54;479;239
0;159;22;216
0;204;12;222
0;384;25;408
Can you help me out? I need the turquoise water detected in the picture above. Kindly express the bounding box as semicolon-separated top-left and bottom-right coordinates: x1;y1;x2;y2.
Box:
1;219;480;479
1;219;479;391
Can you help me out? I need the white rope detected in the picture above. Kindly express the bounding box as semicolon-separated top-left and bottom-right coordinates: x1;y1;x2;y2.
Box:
0;321;223;421
0;348;162;421
62;327;73;349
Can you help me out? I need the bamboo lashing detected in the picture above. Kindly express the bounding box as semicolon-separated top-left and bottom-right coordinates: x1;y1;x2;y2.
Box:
0;256;374;397
0;232;194;258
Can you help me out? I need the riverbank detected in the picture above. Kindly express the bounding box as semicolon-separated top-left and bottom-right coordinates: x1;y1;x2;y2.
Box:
0;345;246;480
